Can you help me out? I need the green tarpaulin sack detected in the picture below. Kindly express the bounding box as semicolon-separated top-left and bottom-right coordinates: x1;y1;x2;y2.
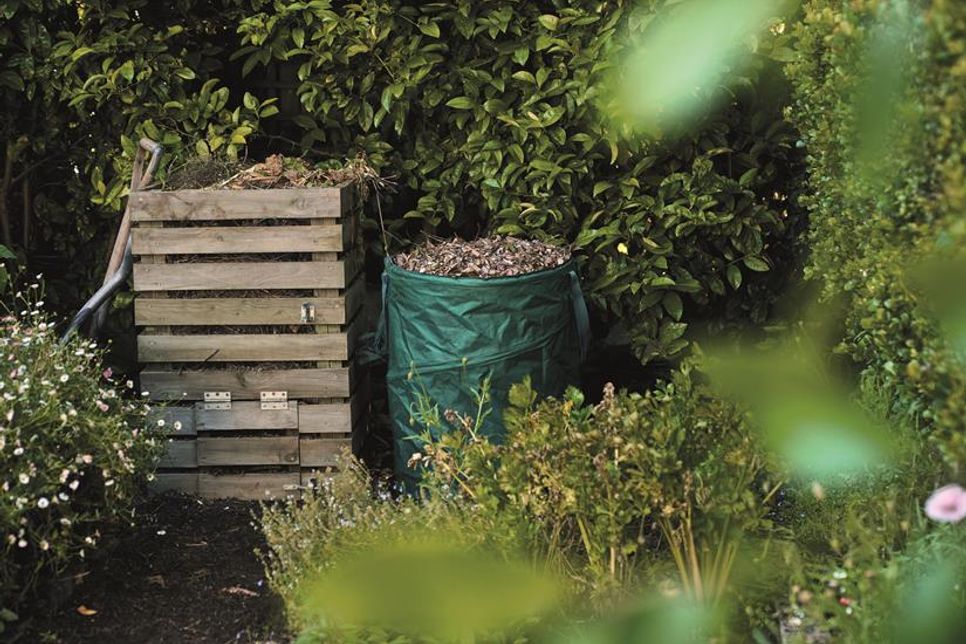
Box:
374;257;591;490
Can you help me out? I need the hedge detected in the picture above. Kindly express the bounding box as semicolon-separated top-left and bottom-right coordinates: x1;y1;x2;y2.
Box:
786;0;966;470
1;0;802;363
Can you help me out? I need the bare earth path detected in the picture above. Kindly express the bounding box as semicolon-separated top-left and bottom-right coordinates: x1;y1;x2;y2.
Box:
22;494;287;643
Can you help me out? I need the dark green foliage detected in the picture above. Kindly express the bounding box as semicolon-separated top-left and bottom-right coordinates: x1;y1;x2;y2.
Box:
1;0;801;363
233;0;802;362
785;0;966;470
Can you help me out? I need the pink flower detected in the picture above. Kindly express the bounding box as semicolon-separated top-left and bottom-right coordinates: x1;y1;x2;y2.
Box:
102;368;113;380
96;400;110;412
924;484;966;523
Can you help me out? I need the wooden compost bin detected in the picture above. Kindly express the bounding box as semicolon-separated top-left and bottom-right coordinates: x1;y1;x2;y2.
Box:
132;184;366;500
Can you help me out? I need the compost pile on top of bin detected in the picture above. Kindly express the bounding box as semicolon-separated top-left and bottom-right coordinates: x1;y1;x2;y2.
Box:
163;153;385;192
394;236;571;278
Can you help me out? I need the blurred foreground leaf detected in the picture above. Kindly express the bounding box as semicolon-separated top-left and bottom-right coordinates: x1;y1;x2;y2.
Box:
908;252;966;359
706;341;895;481
615;0;787;133
300;536;559;640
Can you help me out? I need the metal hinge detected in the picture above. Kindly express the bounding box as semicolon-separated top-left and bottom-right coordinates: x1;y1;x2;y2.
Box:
203;391;231;410
300;302;317;324
260;390;288;410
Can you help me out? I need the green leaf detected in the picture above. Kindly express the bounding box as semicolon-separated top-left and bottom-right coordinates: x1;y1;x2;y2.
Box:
743;256;769;272
739;167;758;186
663;292;684;321
418;22;441;38
117;60;134;82
243;92;258;110
445;96;475;110
511;70;536;84
0;244;16;259
538;14;560;31
727;264;742;289
71;47;94;62
175;67;196;80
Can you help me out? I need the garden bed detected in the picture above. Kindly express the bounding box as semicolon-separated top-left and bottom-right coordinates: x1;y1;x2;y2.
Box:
20;494;286;643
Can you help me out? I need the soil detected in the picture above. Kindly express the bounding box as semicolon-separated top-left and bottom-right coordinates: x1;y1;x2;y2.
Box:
19;494;288;644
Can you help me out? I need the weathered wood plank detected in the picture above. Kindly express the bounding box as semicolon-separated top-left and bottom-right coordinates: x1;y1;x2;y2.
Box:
150;472;198;495
299;437;351;468
129;187;344;222
197;436;299;466
138;334;348;363
134;281;362;326
147;405;196;436
298;402;352;434
195;401;298;431
133;261;352;291
159;440;197;468
197;472;300;500
132;225;343;255
140;368;351;401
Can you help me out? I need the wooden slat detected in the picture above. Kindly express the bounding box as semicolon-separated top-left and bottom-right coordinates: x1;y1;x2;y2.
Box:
299;438;351;468
133;261;352;291
147;406;196;436
129;187;344;222
135;282;362;326
138;334;348;362
298;402;352;434
195;401;298;431
132;225;343;255
150;472;198;495
197;436;299;466
159;440;197;468
141;368;351;401
197;472;300;500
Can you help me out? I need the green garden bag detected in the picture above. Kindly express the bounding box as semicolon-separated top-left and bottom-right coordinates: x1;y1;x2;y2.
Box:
375;257;590;491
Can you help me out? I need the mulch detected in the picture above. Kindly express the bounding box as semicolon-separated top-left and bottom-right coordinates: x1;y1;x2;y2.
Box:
394;236;571;278
19;493;288;644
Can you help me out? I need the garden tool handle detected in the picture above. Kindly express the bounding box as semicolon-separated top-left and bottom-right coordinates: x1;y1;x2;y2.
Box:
91;138;162;336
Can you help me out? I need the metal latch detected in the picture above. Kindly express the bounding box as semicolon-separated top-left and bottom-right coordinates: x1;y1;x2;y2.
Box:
203;391;231;410
300;302;316;324
260;390;288;410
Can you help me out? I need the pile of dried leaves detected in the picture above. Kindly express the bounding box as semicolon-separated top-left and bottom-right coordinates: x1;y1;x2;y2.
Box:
395;236;571;278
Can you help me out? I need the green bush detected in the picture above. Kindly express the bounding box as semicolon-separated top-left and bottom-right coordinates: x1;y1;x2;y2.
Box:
0;283;161;621
785;0;966;469
261;459;551;642
232;0;802;362
2;1;801;362
414;363;780;602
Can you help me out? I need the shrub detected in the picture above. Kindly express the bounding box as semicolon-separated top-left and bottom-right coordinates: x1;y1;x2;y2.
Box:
232;0;802;362
416;363;780;602
0;282;160;621
785;0;966;470
260;459;552;642
3;1;802;362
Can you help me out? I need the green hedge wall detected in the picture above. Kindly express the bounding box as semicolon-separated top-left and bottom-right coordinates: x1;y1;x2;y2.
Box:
786;0;966;470
232;0;802;362
2;0;801;363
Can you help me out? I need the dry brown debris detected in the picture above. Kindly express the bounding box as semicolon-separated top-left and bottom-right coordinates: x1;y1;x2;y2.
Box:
163;153;394;194
220;154;327;189
394;236;571;278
